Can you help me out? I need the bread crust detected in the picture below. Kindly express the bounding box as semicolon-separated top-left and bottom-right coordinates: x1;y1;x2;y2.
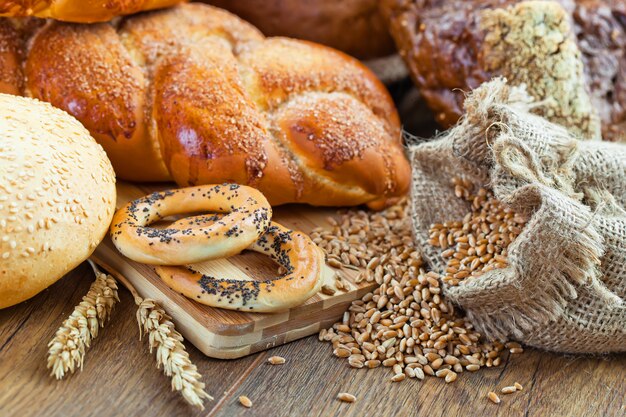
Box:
0;0;186;22
110;185;272;265
201;0;395;59
1;4;410;207
382;0;626;141
0;94;116;309
155;222;325;312
25;22;170;180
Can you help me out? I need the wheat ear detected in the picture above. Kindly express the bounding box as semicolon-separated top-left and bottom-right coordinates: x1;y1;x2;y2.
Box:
136;299;213;409
100;264;212;409
47;260;119;379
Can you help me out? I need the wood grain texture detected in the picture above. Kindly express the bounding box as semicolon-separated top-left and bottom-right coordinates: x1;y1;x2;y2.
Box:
215;338;626;417
0;266;624;417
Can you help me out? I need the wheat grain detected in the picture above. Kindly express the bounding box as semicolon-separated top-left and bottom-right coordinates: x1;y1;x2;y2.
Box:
327;258;343;269
239;395;252;408
337;392;356;403
268;356;286;365
321;285;336;296
391;373;405;382
429;178;526;287
501;386;517;394
47;260;119;379
488;391;501;404
445;371;458;383
316;197;516;384
57;262;212;409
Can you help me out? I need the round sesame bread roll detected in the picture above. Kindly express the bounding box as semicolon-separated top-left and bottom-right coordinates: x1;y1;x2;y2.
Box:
0;94;116;309
110;185;272;265
155;221;325;312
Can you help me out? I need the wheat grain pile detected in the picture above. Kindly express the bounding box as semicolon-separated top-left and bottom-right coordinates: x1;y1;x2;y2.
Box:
315;181;524;383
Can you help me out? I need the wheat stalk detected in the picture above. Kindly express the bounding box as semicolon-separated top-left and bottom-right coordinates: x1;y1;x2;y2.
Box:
136;299;213;409
47;258;211;408
47;260;119;379
100;264;212;409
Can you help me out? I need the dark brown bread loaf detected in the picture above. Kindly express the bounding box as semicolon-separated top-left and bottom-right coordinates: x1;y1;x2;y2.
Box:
382;0;626;141
201;0;396;60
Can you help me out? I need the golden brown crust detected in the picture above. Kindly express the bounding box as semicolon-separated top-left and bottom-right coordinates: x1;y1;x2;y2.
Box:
201;0;395;59
236;38;401;132
157;34;409;206
155;222;325;312
272;91;409;206
24;22;170;181
0;21;21;95
110;185;272;265
0;19;41;95
0;94;116;309
8;3;410;207
0;0;186;22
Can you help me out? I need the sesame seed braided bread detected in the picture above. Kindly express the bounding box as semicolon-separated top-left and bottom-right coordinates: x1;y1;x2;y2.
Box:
0;3;411;208
0;0;185;22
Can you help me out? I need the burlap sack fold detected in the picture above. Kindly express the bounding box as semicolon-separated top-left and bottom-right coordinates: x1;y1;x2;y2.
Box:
409;78;626;353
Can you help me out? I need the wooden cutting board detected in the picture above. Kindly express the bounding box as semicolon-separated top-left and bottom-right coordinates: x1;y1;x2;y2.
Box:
92;182;375;359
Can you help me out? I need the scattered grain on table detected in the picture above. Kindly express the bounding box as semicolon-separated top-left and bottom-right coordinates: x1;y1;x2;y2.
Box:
315;177;526;384
321;285;336;296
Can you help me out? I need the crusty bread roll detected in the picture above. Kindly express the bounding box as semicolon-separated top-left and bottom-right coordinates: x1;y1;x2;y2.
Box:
0;0;186;22
0;94;116;309
0;4;410;208
381;0;626;141
202;0;395;60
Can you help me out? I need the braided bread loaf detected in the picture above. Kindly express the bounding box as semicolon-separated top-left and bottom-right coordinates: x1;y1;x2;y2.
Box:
0;4;410;208
0;0;185;22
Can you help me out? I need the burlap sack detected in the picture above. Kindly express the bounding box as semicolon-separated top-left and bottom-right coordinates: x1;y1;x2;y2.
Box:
409;78;626;353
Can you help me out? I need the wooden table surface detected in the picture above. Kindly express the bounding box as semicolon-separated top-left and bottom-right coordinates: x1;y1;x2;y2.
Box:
1;263;624;417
